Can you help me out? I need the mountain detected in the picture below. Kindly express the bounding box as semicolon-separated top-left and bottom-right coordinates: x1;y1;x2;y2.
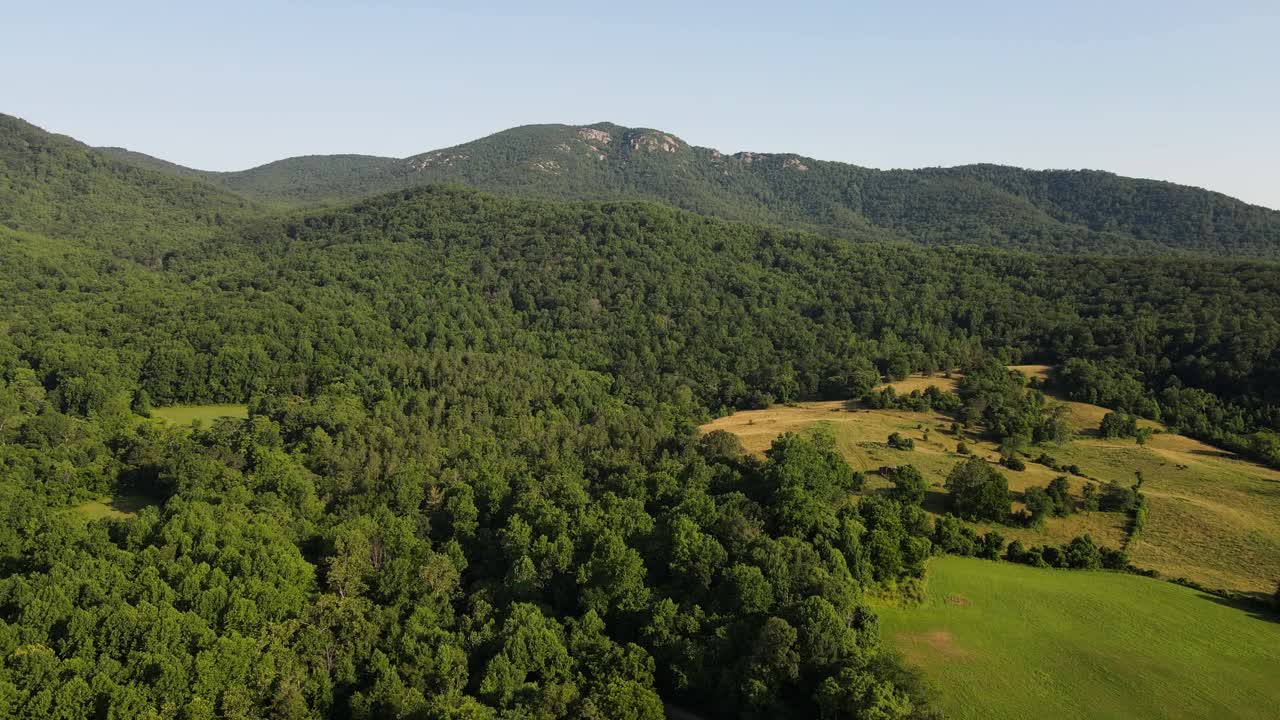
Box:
1;114;255;264
97;121;1280;259
4;109;1280;720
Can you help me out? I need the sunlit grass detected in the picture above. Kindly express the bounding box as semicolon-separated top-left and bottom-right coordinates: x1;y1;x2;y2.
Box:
877;556;1280;720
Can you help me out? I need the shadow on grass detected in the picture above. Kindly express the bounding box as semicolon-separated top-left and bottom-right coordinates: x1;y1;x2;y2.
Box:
922;489;951;515
1188;448;1238;460
109;494;155;514
1195;592;1280;623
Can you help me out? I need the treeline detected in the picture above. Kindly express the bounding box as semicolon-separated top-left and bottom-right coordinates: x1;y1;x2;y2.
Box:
1056;359;1280;468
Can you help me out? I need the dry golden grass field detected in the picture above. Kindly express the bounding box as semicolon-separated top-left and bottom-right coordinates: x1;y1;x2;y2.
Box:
701;370;1280;596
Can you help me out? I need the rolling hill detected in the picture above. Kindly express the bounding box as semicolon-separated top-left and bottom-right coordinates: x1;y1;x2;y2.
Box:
90;118;1280;258
0;114;256;258
701;369;1280;596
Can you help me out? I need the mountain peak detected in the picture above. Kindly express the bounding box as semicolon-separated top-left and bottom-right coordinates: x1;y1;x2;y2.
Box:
621;128;684;154
63;116;1280;258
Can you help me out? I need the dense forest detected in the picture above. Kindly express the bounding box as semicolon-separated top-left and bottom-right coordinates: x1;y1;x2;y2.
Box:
89;117;1280;259
2;114;1280;718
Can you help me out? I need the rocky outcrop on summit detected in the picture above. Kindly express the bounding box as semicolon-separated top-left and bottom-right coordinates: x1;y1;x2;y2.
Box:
625;130;682;153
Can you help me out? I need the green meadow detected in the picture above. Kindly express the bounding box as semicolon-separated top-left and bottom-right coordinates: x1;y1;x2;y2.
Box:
151;403;249;426
877;556;1280;720
72;494;155;522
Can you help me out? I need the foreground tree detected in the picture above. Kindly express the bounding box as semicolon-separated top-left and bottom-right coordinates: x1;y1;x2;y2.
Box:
944;458;1010;523
887;465;928;506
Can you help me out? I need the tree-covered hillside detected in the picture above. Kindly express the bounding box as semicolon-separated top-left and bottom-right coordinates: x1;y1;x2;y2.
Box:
92;118;1280;258
0;115;256;261
3;113;1280;719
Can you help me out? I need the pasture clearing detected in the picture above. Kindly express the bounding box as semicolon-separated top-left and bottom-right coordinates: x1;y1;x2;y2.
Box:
877;556;1280;720
72;494;155;522
700;373;1280;595
151;403;248;426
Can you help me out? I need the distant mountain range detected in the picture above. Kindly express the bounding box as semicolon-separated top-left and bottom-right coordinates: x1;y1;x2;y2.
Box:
5;113;1279;258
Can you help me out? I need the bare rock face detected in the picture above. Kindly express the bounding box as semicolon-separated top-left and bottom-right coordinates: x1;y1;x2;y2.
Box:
577;128;613;144
531;159;562;174
783;158;809;172
408;152;467;171
625;130;682;153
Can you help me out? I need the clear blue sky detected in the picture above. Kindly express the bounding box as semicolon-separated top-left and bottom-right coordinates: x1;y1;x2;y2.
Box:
7;1;1278;208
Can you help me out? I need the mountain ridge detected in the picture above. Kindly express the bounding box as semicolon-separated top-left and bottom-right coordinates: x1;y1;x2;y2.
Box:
0;113;257;262
93;121;1278;213
4;112;1276;258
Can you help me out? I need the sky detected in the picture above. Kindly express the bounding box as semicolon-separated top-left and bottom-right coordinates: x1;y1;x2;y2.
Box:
6;0;1278;209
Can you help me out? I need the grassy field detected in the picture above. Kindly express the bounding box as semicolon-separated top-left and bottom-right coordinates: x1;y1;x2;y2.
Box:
877;556;1280;720
72;494;154;521
151;403;248;426
700;371;1280;595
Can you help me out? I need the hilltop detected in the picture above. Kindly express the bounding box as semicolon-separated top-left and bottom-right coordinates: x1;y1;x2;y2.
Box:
0;114;255;258
90;119;1280;259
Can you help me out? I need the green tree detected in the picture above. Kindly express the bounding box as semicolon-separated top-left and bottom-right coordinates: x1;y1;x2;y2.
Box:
887;465;927;506
1099;412;1138;439
1064;535;1103;569
944;458;1010;523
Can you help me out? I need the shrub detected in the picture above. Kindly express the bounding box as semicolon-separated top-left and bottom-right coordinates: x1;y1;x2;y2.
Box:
1099;411;1138;439
1005;539;1026;562
1023;487;1052;527
887;432;915;451
1041;546;1065;568
999;455;1026;471
1132;496;1150;534
1100;545;1129;570
1024;547;1048;568
1064;535;1103;569
1045;476;1072;516
1080;483;1100;512
1100;481;1138;513
977;531;1005;560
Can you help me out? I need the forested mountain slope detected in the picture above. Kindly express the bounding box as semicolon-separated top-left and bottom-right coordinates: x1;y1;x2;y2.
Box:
3;114;1280;719
92;119;1280;258
5;175;1279;467
0;115;256;261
